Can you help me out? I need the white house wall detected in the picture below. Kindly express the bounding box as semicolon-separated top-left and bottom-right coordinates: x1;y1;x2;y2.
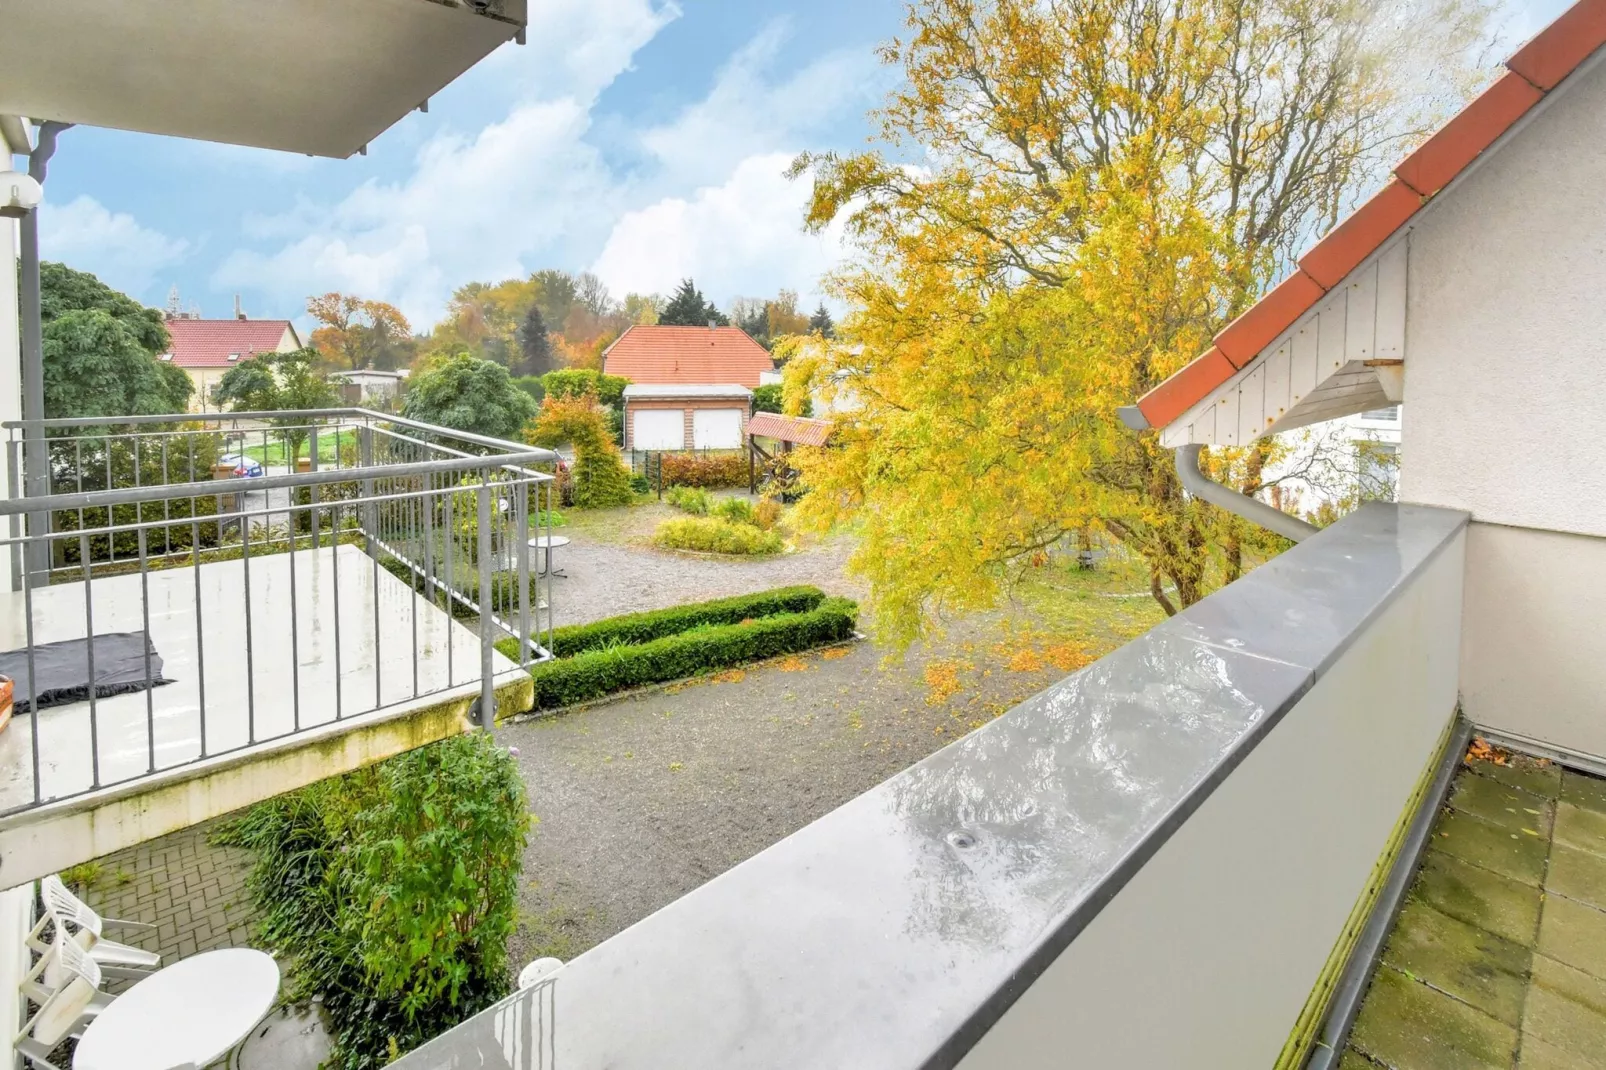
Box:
1159;242;1405;448
1400;52;1606;761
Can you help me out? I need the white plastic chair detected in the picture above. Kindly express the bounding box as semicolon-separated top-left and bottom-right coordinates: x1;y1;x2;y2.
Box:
14;934;103;1070
40;874;160;973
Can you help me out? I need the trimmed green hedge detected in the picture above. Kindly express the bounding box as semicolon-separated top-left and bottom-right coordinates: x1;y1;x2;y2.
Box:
509;596;857;709
526;585;826;658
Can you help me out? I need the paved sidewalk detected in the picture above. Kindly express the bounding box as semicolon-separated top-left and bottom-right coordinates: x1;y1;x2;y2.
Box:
70;818;257;971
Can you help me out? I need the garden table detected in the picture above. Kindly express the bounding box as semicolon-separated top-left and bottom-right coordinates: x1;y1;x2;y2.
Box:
71;948;280;1070
529;534;571;577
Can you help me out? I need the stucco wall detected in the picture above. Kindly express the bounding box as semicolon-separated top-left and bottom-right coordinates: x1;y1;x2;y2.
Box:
1401;55;1606;759
1460;523;1606;762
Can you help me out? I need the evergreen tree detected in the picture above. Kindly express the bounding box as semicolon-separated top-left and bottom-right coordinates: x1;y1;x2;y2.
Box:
808;303;836;338
658;279;729;327
518;304;555;376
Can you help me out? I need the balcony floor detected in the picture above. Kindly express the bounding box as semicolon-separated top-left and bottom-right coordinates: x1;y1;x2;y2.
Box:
1344;746;1606;1069
0;543;510;812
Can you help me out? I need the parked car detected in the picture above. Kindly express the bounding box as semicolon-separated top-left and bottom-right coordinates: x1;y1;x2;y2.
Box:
217;454;265;478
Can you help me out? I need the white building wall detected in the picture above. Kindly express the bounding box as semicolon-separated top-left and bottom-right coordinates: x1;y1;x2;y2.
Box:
1401;53;1606;760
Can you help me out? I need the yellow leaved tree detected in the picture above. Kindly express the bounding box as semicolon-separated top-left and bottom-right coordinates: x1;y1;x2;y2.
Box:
788;0;1493;645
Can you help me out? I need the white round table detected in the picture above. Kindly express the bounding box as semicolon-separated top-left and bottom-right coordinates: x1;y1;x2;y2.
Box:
528;534;571;577
73;948;281;1070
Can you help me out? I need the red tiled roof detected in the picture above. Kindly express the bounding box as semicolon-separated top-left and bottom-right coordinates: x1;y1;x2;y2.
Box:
1134;0;1606;430
163;319;298;368
746;411;832;447
602;325;775;388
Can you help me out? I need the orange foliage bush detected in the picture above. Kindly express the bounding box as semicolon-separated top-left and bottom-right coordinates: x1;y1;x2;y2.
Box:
661;451;748;489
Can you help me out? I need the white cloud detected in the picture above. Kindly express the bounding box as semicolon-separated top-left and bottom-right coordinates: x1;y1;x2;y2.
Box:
591;152;847;309
40;195;189;300
213;5;873;328
639;21;884;188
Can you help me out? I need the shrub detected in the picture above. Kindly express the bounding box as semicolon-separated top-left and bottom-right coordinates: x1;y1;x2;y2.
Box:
754;496;782;531
665;484;712;515
711;496;755;525
654;516;782;555
216;734;528;1069
528;392;633;508
503;585;826;658
540;369;628;409
516;596;858;708
660;451;747;488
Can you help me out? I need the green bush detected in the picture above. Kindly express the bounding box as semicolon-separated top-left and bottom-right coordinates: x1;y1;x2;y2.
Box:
665;484;712;515
506;585;826;658
215;734;528;1069
378;554;540;623
660;451;748;488
654;516;782;555
540;369;628;409
711;496;756;525
515;596;858;708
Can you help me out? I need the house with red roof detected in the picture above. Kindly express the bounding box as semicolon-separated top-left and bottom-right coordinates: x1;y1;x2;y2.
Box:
1123;0;1606;762
602;324;775;450
160;313;301;413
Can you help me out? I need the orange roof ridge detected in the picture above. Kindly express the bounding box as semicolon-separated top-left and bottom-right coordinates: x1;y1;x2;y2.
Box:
1127;0;1606;433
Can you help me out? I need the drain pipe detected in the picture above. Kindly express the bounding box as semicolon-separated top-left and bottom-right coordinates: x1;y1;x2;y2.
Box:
1175;443;1319;543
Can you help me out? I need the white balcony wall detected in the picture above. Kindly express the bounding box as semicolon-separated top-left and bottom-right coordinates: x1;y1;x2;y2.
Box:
1398;51;1606;762
957;527;1465;1069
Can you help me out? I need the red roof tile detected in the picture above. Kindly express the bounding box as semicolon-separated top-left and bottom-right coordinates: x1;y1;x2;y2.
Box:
602;326;776;388
1136;347;1236;429
164;319;297;368
1132;0;1606;432
1395;73;1542;197
1213;271;1325;368
746;411;832;446
1298;180;1421;289
1507;0;1606;90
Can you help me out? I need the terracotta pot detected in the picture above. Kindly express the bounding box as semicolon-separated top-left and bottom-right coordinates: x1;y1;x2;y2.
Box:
296;457;314;473
0;674;12;734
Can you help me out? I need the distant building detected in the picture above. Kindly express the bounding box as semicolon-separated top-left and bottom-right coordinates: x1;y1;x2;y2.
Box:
330;367;408;405
603;325;775;450
160;306;301;413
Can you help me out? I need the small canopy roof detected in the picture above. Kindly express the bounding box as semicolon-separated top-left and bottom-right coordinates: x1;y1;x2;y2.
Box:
747;412;832;447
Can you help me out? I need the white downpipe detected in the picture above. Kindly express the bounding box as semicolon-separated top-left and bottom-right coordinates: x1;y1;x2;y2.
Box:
1175;443;1320;543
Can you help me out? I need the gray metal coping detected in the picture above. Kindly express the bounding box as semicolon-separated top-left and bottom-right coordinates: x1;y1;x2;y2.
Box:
393;501;1470;1070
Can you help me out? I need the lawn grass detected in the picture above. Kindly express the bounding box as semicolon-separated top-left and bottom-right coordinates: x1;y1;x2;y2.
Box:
1010;550;1169;661
239;429;357;467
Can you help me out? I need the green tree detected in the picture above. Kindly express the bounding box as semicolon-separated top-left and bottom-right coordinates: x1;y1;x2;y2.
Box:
658;278;729;327
40;262;170;354
517;304;555;377
402;355;539;443
212;347;338;461
808;303;835;338
43;310;192;419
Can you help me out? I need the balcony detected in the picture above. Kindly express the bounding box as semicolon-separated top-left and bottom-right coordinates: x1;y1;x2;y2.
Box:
382;501;1606;1068
0;409;556;885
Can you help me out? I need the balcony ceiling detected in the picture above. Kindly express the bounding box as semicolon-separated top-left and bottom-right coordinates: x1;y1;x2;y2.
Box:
0;0;525;159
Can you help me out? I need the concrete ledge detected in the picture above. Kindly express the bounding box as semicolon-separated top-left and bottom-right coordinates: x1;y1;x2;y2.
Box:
0;670;534;890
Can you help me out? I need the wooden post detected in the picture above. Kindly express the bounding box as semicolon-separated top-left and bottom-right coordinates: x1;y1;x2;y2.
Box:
748;439;756;495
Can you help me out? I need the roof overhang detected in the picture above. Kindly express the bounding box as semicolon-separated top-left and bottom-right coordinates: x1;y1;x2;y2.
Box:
623;384;754;400
0;0;525;159
1130;0;1606;446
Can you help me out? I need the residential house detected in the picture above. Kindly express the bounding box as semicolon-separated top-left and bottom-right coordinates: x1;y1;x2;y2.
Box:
603;324;774;450
162;312;301;413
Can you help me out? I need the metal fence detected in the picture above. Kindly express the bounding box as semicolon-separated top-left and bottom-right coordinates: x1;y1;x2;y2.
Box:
0;409;559;813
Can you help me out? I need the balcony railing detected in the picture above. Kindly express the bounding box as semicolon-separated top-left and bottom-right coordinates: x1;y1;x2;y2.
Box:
0;409;558;815
390;502;1473;1069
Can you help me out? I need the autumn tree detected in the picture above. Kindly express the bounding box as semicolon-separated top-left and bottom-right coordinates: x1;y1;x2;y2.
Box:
526;391;634;509
658;279;729;327
307;293;413;371
788;0;1494;644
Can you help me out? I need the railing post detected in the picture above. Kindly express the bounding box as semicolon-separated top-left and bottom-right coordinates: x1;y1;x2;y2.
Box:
515;477;531;666
477;482;496;730
308;425;321;550
358;423;377;560
6;438;21;593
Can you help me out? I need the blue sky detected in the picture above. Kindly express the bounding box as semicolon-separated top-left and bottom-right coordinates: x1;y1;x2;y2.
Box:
25;0;1570;334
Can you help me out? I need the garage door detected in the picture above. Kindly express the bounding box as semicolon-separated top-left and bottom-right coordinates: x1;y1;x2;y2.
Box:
693;408;744;449
633;409;685;450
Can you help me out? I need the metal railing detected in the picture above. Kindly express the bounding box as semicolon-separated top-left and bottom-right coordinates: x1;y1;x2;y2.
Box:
0;409;559;813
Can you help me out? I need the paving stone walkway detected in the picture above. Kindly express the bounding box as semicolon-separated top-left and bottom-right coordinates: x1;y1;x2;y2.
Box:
68;817;257;974
1344;748;1606;1069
